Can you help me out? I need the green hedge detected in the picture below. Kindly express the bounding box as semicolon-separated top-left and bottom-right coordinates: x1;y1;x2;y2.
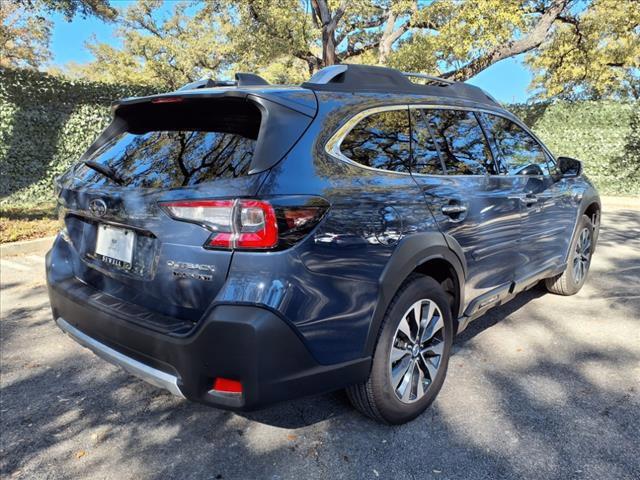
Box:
512;101;639;195
0;68;638;206
0;68;156;206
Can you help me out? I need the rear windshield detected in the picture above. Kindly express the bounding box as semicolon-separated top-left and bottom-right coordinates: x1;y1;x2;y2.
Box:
75;98;260;188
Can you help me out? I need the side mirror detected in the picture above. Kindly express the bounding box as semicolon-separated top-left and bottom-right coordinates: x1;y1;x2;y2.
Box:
558;156;583;177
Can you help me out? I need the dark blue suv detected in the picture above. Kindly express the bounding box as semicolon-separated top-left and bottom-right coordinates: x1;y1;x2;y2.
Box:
47;65;600;424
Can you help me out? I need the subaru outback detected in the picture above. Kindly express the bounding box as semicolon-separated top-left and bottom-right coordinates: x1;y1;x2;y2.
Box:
47;65;600;424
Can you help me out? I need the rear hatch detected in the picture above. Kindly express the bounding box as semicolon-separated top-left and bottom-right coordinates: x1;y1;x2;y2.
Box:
55;88;316;332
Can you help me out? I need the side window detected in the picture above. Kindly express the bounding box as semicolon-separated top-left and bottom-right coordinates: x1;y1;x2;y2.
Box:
481;113;551;176
423;109;494;175
340;109;411;173
409;109;446;175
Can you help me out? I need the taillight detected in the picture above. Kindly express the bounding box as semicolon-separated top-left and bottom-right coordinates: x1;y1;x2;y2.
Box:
159;197;328;250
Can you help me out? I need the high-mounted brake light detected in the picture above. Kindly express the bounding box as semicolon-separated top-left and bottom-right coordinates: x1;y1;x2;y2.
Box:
151;96;184;104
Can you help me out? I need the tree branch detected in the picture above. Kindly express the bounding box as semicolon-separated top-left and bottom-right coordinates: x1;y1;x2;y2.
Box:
441;0;571;81
340;39;380;60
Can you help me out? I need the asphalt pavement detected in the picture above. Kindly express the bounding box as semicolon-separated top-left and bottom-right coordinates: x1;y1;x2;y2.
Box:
1;206;639;480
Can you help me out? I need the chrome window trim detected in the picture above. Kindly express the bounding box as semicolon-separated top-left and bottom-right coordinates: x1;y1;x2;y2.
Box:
324;103;556;178
325;105;414;176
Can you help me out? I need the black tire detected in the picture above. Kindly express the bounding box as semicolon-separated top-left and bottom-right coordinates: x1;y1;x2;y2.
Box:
545;214;594;296
346;274;453;424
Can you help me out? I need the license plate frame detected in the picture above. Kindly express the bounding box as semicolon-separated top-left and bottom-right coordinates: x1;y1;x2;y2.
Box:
95;224;135;269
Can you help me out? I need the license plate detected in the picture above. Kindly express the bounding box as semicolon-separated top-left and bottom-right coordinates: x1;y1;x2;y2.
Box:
95;224;135;269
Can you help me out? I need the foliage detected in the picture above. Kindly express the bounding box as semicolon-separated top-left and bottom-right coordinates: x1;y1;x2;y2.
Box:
74;0;639;100
526;0;640;100
16;0;118;21
1;0;116;71
0;68;157;206
0;2;52;69
69;0;237;90
513;101;640;195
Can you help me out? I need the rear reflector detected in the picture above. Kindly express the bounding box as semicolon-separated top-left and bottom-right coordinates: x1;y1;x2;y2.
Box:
212;377;243;394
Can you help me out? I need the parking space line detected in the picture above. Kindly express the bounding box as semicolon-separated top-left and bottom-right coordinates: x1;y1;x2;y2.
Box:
25;255;45;264
0;259;31;272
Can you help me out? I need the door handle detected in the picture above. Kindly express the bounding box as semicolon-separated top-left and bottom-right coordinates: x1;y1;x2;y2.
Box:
441;205;468;215
509;194;538;206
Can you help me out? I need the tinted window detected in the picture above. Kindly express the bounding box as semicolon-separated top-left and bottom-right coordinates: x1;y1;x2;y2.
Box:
409;109;445;175
340;109;411;173
423;109;494;175
75;98;260;188
481;113;550;175
77;131;255;188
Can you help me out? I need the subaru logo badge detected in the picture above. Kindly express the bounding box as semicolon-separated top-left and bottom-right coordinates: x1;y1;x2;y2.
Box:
89;199;108;217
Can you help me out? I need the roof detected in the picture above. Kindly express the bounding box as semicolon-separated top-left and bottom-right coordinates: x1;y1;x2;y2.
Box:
111;65;501;117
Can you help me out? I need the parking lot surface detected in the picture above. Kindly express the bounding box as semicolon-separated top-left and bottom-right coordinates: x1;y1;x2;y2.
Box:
1;207;639;480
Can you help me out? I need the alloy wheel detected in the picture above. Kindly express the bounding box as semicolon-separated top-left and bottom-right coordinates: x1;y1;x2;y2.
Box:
389;299;445;404
573;227;592;284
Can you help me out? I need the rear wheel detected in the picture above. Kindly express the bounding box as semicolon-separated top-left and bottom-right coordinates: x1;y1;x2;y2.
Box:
346;275;453;424
545;214;594;295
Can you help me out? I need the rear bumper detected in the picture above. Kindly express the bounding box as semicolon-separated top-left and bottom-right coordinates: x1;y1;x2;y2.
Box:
55;317;185;397
47;255;370;410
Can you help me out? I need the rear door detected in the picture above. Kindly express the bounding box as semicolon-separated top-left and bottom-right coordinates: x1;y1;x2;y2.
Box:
479;112;576;282
408;107;524;315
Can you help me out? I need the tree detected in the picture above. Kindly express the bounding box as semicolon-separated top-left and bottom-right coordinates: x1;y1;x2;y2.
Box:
228;0;574;80
230;0;638;98
1;2;51;69
1;0;116;70
526;0;640;99
72;0;236;88
77;0;639;99
15;0;117;21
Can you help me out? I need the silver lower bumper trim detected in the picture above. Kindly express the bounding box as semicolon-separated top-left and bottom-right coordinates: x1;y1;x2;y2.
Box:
56;317;185;398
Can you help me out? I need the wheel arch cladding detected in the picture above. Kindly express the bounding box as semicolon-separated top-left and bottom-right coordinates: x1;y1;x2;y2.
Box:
363;232;466;357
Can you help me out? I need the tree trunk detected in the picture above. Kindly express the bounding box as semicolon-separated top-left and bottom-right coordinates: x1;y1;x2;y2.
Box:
311;0;342;67
322;28;338;66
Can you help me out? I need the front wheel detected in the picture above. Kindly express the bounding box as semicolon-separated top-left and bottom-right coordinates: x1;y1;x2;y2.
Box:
545;214;594;296
346;275;453;424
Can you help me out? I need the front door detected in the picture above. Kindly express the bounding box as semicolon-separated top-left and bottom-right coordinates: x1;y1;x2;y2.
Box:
478;112;577;283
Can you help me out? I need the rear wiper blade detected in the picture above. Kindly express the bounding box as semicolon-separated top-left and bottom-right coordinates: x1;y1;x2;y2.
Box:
84;160;124;185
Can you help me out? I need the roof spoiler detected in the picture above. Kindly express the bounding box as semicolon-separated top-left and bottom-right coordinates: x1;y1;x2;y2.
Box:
178;73;269;91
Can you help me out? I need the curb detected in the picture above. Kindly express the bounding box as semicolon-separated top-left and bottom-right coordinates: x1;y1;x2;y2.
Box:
0;236;55;257
601;196;640;211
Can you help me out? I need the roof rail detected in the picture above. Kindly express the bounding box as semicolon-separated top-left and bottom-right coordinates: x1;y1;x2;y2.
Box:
301;64;500;107
305;65;348;85
178;73;269;91
402;72;454;86
235;72;270;86
178;78;234;91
